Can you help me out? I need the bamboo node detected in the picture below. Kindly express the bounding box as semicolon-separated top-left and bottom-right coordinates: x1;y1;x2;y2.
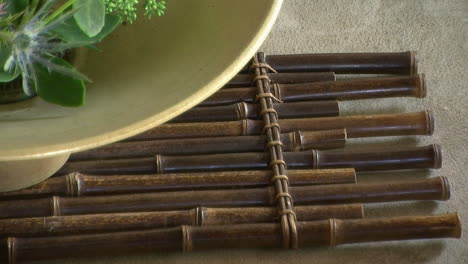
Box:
291;131;303;152
235;102;248;120
312;150;319;169
181;225;193;252
195;206;205;226
240;119;249;136
7;237;15;264
66;172;80;197
329;219;337;246
52;196;61;216
155;154;162;174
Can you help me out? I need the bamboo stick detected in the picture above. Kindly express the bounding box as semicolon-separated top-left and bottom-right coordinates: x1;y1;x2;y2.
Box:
201;75;425;106
169;101;340;123
224;72;336;88
240;51;417;74
2;213;460;263
0;204;364;237
131;111;433;140
59;144;441;175
0;176;449;219
70;129;347;161
1;169;357;200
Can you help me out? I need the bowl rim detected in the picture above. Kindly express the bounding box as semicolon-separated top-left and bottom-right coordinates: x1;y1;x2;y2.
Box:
0;0;283;161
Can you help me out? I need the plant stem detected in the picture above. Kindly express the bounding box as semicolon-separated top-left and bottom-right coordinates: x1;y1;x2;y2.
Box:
0;31;13;43
43;0;77;25
19;0;40;27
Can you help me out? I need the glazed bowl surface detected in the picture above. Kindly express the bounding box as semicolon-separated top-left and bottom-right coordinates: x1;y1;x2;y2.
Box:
0;0;283;191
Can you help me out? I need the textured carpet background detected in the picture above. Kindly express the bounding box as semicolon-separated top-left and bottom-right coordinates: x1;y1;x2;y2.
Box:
47;1;467;263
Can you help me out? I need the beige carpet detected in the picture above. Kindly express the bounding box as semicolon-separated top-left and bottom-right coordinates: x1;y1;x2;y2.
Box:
49;1;467;263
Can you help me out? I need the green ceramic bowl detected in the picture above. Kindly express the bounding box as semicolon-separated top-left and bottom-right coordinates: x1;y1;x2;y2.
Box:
0;0;283;191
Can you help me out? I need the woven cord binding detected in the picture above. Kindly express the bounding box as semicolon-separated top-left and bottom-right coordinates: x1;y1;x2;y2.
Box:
251;52;298;249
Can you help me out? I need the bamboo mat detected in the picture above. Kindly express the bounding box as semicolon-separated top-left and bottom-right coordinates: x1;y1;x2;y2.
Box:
0;49;462;263
43;2;466;263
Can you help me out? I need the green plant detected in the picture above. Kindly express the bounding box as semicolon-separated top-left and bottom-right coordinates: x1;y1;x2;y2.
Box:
0;0;120;106
0;0;166;107
104;0;166;22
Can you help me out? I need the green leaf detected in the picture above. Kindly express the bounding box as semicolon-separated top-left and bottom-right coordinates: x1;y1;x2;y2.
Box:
0;69;20;82
0;45;20;82
73;0;106;37
51;14;121;45
86;44;101;52
4;0;29;15
35;57;86;107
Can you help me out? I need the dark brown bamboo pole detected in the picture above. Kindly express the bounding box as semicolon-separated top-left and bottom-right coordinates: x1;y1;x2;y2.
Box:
0;204;364;237
0;176;449;219
2;213;460;263
240;51;417;74
130;111;433;140
271;100;340;119
1;169;356;200
224;72;336;88
70;129;347;161
201;75;425;106
58;144;441;175
169;101;340;123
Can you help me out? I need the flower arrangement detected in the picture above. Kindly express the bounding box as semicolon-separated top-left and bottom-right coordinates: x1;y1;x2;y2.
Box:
0;0;166;107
